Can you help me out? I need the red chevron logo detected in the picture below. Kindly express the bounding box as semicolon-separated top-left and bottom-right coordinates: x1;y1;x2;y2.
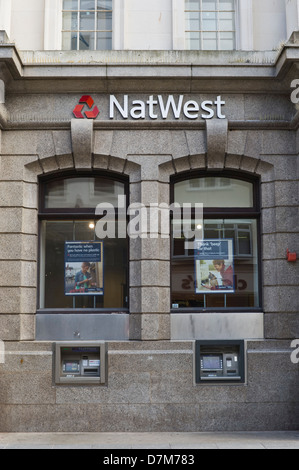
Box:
73;95;99;119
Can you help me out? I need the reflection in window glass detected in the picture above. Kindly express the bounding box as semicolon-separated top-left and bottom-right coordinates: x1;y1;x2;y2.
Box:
79;32;93;49
97;0;112;9
171;175;260;311
202;32;217;50
202;12;217;31
44;177;125;209
62;12;77;30
40;220;128;310
40;176;128;311
97;31;112;50
63;0;77;10
220;32;235;50
202;0;217;9
174;177;253;207
80;11;95;30
171;219;259;309
81;0;95;10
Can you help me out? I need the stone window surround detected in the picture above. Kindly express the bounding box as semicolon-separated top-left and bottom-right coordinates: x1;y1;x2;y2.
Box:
13;118;273;342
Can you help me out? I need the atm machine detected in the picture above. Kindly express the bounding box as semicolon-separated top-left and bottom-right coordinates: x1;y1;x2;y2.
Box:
195;340;245;384
54;341;107;385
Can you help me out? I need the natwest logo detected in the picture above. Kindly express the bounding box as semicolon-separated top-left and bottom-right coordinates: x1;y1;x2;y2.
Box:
72;94;226;121
73;95;99;119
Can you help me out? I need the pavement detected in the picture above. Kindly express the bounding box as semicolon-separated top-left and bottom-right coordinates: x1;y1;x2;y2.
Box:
0;431;299;449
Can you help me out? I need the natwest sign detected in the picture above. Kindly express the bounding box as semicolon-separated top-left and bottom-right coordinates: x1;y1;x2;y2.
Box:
109;94;226;120
73;94;226;120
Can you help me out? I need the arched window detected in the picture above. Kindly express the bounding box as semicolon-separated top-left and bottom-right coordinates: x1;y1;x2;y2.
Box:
171;172;261;311
39;172;128;311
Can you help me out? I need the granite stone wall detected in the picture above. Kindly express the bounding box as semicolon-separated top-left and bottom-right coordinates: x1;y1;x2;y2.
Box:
0;88;298;431
0;340;298;432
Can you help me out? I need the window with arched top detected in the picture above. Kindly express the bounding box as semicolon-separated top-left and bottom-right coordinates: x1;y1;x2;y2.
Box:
38;172;128;311
171;172;261;311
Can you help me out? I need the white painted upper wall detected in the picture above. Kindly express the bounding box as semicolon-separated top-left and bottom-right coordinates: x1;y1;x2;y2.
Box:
124;0;173;50
286;0;299;38
252;0;287;50
0;0;296;52
10;0;45;50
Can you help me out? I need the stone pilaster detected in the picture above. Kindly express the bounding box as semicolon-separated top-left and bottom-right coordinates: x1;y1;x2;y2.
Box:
128;155;172;340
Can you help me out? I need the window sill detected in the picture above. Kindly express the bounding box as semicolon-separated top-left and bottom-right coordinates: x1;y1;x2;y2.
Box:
171;308;263;314
37;308;129;315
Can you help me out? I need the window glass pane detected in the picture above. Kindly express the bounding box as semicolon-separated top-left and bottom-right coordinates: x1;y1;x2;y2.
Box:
62;12;78;30
219;11;234;31
97;236;128;309
62;31;77;50
219;32;235;50
174;178;253;207
204;224;220;240
41;220;128;309
97;31;112;50
202;32;217;49
44;177;125;209
202;0;217;10
202;12;216;30
97;0;112;9
171;219;259;309
79;31;94;49
185;0;201;10
185;11;200;30
81;0;95;10
80;11;95;30
237;229;252;255
63;0;78;10
185;32;201;50
42;221;74;309
97;11;112;30
219;0;234;10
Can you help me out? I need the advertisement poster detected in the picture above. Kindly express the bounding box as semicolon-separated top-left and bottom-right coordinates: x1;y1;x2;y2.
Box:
64;241;104;296
195;239;234;294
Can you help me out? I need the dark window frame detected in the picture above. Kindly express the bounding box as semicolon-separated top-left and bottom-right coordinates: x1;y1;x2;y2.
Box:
38;170;129;314
170;170;262;313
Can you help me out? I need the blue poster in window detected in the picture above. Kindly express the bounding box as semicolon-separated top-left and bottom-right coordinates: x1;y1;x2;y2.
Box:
194;239;235;294
64;241;104;296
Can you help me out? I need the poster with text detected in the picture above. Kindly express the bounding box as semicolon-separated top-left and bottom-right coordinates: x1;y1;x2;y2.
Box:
64;241;104;295
195;239;235;294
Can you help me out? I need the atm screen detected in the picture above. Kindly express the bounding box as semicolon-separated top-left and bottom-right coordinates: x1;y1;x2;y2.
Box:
63;361;80;373
201;354;222;370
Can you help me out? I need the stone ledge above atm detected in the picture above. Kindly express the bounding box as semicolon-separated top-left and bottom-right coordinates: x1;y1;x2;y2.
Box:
171;312;264;340
36;313;130;341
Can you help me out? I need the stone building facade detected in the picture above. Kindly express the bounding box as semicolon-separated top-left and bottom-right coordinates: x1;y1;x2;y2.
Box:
0;0;298;431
